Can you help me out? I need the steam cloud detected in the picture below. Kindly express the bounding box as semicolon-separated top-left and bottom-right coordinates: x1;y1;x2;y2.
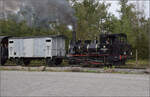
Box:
0;0;77;28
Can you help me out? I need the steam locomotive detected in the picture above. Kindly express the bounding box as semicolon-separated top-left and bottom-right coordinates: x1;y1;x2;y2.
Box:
0;33;132;66
68;33;132;66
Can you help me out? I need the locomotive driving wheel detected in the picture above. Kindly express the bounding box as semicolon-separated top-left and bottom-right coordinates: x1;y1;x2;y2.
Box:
113;60;125;66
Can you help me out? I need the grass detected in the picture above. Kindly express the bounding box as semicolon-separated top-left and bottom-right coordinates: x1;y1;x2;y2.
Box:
126;59;149;68
0;65;149;74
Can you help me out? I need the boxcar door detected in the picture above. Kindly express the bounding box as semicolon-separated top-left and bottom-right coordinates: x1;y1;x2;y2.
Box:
24;39;34;57
45;38;52;57
33;38;45;58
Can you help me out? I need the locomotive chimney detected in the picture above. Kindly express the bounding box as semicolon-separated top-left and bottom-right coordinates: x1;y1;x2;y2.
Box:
72;30;76;44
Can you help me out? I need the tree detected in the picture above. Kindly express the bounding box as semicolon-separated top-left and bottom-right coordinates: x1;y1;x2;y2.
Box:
117;0;149;59
71;0;111;40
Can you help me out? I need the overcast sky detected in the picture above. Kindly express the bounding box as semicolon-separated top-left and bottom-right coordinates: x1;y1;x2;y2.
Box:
105;0;150;19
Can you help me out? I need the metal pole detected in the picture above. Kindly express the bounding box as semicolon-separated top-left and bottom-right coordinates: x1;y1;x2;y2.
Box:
136;49;138;65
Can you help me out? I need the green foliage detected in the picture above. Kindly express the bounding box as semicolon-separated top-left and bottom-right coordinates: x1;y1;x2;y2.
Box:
72;0;111;40
126;59;149;68
117;0;149;59
0;19;72;37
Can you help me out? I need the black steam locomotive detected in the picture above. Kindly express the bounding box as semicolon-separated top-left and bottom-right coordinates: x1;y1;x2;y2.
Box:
67;33;132;66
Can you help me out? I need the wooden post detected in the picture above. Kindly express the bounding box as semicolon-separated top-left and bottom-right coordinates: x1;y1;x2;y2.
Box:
136;49;138;65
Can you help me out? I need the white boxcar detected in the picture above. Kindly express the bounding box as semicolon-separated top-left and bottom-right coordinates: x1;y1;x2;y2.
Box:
8;35;66;65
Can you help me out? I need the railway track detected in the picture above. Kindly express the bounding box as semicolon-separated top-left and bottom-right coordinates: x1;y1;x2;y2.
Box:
0;65;149;74
0;64;147;69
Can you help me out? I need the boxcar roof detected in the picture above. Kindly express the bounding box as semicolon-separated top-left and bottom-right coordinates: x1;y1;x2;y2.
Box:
10;35;67;39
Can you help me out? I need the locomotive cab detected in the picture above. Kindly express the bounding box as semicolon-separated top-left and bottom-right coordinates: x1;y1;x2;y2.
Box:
100;33;128;54
100;33;132;65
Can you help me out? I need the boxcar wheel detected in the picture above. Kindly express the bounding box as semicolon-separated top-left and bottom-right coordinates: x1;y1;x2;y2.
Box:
0;59;6;66
23;59;30;66
54;58;62;65
46;59;54;66
15;59;24;66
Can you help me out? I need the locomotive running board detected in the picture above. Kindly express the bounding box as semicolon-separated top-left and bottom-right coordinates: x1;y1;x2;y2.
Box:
67;54;109;57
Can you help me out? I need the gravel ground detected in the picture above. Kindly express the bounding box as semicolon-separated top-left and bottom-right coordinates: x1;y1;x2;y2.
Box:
0;71;150;96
